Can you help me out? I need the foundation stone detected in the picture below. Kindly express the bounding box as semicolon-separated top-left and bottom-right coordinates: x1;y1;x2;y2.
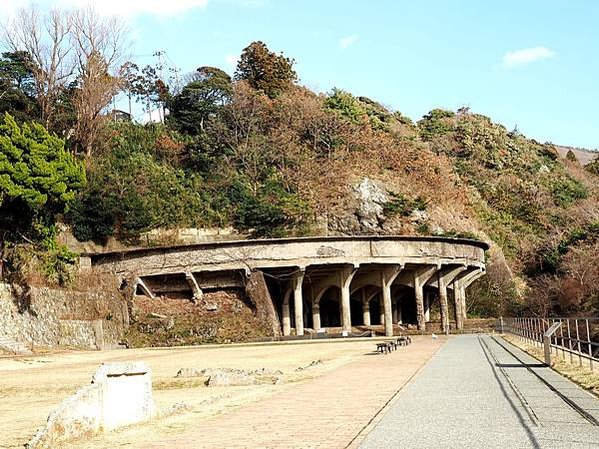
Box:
27;362;155;448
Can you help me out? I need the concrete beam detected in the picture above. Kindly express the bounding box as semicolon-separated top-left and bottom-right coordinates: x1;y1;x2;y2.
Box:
134;278;155;299
185;271;203;302
90;236;487;279
458;268;485;290
311;274;340;306
381;265;403;336
350;272;382;295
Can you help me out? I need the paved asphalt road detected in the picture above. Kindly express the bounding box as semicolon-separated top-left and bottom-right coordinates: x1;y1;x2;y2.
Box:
359;335;599;449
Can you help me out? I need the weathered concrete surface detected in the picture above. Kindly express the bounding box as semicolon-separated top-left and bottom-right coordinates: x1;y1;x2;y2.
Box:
93;362;155;431
0;283;128;349
86;236;488;335
27;362;155;448
245;270;282;337
87;235;487;277
359;335;599;449
27;383;101;448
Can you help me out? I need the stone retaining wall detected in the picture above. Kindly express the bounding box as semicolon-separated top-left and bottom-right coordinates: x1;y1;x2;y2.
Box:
0;283;128;349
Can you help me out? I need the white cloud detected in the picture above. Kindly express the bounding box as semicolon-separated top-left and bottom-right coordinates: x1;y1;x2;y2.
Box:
339;35;358;49
0;0;29;17
223;0;269;6
225;54;238;67
0;0;209;17
502;46;555;68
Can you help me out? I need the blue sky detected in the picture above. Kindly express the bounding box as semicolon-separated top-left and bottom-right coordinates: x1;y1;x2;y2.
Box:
4;0;599;149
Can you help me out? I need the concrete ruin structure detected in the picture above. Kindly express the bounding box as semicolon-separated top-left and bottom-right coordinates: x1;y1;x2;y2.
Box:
84;236;488;336
28;362;155;448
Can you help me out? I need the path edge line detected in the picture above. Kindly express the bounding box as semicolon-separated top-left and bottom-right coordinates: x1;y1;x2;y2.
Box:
345;338;448;449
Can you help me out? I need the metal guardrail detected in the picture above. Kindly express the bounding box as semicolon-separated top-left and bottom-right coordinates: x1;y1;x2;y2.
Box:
498;317;599;371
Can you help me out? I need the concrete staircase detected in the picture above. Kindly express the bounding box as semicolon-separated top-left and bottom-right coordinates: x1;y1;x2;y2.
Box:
0;334;32;355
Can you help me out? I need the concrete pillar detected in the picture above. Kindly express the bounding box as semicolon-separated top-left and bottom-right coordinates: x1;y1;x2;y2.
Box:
459;286;467;323
312;302;321;330
361;289;371;326
293;270;305;336
414;266;438;332
282;289;291;336
392;302;399;324
397;301;403;324
438;272;449;334
379;295;385;325
434;266;468;334
339;266;357;333
382;283;393;336
452;268;484;330
453;281;463;330
381;265;403;337
424;290;431;322
415;283;425;332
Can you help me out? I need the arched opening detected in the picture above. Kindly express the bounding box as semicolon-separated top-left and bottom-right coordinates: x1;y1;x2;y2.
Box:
319;286;341;327
350;295;362;326
368;292;382;325
394;285;417;325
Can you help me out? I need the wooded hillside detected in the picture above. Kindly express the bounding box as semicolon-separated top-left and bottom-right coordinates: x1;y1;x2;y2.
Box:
0;8;597;318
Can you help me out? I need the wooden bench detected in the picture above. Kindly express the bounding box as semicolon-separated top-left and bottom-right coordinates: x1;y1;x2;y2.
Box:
397;336;412;346
376;342;390;354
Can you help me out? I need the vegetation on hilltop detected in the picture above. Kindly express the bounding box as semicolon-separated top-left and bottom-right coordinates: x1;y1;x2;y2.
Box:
0;7;597;318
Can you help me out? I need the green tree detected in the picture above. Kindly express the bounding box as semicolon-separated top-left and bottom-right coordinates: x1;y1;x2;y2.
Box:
565;149;578;163
235;41;297;98
325;88;366;124
68;122;217;243
0;113;85;236
586;154;599;176
227;172;310;237
417;108;456;141
167;66;232;135
0;51;39;123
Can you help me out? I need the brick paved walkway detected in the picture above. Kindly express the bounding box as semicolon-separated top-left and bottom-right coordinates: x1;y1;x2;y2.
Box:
143;337;444;449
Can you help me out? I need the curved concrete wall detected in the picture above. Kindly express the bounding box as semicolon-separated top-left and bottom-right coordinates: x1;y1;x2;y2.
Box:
84;236;489;337
86;236;487;277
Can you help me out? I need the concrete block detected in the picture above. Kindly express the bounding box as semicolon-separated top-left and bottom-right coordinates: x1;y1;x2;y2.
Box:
92;362;155;431
28;362;155;448
27;384;101;448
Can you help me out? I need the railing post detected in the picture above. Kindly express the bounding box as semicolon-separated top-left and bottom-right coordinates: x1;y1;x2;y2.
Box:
575;319;582;367
544;322;563;366
567;319;573;364
587;319;593;372
559;319;565;360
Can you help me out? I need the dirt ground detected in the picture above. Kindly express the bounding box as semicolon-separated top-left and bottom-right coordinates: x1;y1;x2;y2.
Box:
0;338;390;449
